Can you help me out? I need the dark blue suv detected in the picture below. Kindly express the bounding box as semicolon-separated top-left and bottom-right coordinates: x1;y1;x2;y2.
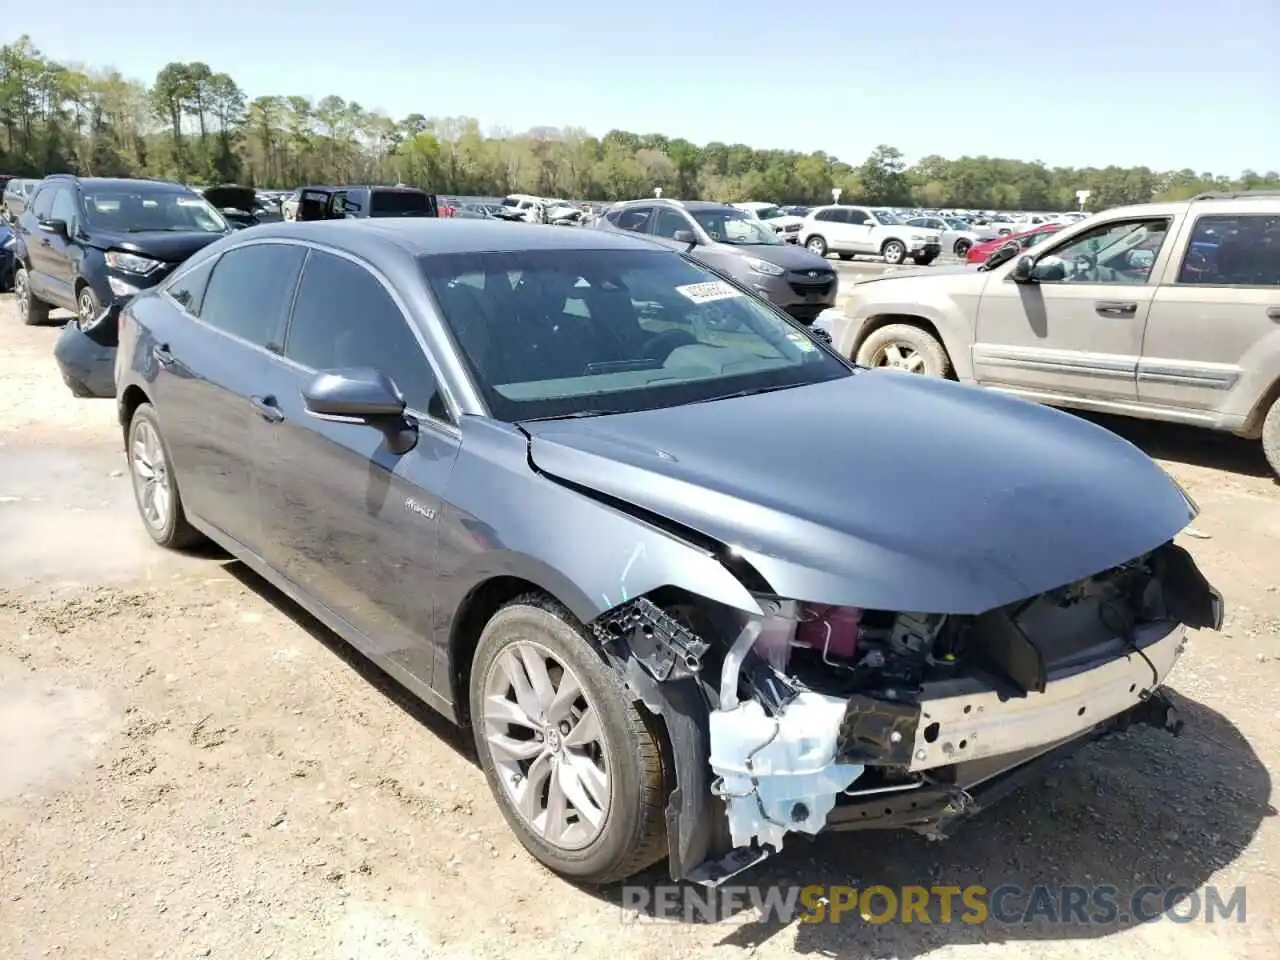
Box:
12;175;231;395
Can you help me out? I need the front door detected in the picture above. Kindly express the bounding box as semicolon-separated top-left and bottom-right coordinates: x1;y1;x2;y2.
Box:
255;248;460;687
1139;211;1280;416
842;208;877;253
147;241;307;554
973;216;1172;404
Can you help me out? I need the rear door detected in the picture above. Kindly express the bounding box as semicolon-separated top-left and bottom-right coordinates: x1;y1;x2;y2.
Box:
1139;208;1280;418
255;248;460;687
148;241;307;553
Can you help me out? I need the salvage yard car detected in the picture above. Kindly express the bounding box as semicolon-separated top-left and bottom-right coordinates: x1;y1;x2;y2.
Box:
115;218;1222;887
818;191;1280;477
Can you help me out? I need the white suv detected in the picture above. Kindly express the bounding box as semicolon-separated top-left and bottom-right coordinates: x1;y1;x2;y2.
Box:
799;205;941;265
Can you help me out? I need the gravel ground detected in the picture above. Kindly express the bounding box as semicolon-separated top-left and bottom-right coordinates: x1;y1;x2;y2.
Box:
1;295;1277;960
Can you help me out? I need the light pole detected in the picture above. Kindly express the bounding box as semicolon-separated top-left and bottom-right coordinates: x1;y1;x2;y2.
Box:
1075;189;1091;211
832;187;843;204
654;187;663;198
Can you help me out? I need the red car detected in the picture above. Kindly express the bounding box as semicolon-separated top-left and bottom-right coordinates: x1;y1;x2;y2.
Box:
966;222;1062;263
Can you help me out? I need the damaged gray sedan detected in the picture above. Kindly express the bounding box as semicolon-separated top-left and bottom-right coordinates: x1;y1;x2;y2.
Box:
115;219;1224;888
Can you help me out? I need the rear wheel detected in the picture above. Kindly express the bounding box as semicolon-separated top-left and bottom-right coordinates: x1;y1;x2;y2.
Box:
127;403;204;549
805;235;828;257
954;239;972;258
470;599;669;884
856;323;951;378
1262;397;1280;480
882;240;907;265
14;266;52;326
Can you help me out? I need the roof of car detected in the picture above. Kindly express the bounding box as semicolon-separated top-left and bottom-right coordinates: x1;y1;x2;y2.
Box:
245;218;666;256
47;176;192;193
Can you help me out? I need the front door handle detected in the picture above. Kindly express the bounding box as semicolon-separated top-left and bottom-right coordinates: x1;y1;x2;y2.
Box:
249;395;285;424
152;343;174;366
1094;300;1138;317
1267;305;1280;321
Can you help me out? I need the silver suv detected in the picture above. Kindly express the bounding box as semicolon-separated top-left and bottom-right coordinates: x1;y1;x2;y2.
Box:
597;199;837;325
817;192;1280;476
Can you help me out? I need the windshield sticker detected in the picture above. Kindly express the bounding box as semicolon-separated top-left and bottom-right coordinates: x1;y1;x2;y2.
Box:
675;281;743;305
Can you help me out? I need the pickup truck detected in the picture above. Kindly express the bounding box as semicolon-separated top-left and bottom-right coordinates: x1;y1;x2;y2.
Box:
817;192;1280;476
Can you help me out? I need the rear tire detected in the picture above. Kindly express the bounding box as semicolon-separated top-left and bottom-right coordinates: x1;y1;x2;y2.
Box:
856;323;952;378
14;266;52;326
470;599;669;885
1262;397;1280;480
954;239;972;258
126;403;205;549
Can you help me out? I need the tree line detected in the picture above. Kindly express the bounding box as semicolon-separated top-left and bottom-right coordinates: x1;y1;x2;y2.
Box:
3;35;1276;211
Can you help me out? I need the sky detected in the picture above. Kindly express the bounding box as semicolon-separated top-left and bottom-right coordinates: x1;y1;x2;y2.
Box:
7;0;1278;174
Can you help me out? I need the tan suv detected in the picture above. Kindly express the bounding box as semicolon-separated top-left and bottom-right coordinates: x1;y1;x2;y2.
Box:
817;192;1280;476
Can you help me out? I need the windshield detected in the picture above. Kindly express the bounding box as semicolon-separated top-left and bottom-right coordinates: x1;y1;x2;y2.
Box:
690;209;783;245
421;248;847;421
872;209;902;225
753;205;784;220
82;188;228;233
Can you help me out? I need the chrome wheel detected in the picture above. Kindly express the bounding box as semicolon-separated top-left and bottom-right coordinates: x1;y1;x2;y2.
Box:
77;289;97;330
872;341;927;373
481;640;611;850
130;419;172;532
14;268;29;319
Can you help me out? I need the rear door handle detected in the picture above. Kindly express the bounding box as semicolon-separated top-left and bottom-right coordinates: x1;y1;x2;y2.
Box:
1094;300;1138;317
1267;305;1280;321
152;343;174;365
249;395;285;424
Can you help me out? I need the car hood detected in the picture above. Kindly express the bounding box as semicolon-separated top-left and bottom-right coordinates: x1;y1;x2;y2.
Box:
765;215;806;229
521;374;1194;615
90;229;227;264
203;185;258;212
733;242;835;270
856;263;981;284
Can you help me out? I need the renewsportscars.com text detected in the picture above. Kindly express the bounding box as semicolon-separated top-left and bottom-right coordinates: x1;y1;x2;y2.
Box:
620;884;1247;926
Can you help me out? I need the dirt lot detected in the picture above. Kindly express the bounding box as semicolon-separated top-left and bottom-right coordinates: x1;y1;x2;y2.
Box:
1;295;1277;960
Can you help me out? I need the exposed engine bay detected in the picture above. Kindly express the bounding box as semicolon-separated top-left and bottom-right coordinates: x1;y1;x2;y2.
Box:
592;540;1223;886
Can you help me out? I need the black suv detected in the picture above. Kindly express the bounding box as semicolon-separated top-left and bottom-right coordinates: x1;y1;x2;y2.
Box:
294;184;438;221
13;175;232;329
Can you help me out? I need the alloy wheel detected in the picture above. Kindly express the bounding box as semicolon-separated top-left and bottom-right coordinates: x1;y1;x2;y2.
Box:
872;341;926;374
481;640;612;851
77;290;97;330
130;419;172;532
14;269;29;319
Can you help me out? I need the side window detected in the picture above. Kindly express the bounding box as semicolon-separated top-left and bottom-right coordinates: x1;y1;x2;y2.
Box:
906;218;926;228
49;188;80;231
199;242;308;348
1177;214;1280;287
164;257;218;316
652;207;692;239
1033;219;1170;285
613;206;653;233
813;208;835;222
847;209;871;225
284;250;442;416
29;185;55;221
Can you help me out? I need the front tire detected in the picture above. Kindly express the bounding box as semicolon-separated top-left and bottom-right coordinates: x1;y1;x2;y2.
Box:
954;239;972;258
76;283;103;331
470;599;669;885
14;266;52;326
856;323;952;378
805;235;828;257
1262;396;1280;480
127;403;204;549
882;240;907;265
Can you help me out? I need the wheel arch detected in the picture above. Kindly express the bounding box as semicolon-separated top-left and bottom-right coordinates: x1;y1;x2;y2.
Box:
118;384;151;441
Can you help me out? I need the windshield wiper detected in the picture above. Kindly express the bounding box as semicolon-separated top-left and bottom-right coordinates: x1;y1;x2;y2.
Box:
519;409;626;423
691;383;799;404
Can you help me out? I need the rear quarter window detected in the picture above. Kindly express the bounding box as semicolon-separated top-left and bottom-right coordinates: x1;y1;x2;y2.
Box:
369;190;435;217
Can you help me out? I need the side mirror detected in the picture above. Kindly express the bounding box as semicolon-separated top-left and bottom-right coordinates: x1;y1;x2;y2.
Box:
39;218;68;237
1011;255;1036;282
302;368;417;454
1127;248;1155;270
983;243;1019;271
673;229;696;245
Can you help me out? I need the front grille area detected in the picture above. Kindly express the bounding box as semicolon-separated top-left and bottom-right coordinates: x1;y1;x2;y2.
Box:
782;223;801;232
787;269;836;297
